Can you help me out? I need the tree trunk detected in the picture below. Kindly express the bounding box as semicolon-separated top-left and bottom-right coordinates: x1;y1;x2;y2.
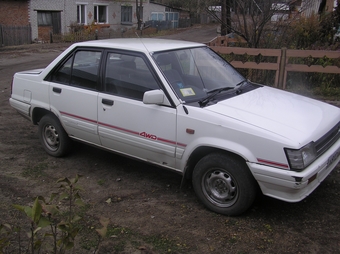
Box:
226;0;231;34
136;0;143;30
221;0;227;36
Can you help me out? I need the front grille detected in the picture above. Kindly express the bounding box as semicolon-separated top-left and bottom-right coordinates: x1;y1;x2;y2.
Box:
315;122;340;156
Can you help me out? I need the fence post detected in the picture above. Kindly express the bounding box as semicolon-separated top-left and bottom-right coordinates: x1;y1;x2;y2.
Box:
0;25;3;47
50;31;53;43
278;47;287;89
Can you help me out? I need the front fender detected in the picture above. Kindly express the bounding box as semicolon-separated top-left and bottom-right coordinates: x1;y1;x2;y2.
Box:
178;136;257;172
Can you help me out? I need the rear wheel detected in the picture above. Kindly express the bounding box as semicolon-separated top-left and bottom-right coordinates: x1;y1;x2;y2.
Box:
38;114;71;157
192;153;258;216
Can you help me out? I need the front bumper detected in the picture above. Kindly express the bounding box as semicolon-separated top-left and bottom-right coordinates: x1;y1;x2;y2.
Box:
248;137;340;202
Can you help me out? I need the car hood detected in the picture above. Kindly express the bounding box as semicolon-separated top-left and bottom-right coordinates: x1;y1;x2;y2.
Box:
205;86;340;146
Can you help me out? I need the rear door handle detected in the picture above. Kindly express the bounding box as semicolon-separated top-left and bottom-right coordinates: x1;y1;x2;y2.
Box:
52;87;62;93
102;99;114;106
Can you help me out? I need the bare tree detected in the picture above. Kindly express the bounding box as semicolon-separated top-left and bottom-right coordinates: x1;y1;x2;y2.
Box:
153;0;325;48
205;0;321;48
136;0;143;30
206;0;281;47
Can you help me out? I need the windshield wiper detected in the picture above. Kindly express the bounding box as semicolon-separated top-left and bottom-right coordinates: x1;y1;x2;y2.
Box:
198;86;235;107
235;80;248;95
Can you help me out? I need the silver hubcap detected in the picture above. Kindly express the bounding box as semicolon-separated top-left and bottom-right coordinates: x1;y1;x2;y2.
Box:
203;169;238;207
43;124;59;151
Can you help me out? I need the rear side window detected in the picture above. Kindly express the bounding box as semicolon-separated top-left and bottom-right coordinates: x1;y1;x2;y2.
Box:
50;50;102;90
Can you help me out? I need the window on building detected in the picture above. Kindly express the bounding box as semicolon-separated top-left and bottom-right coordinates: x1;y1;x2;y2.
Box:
94;5;107;23
37;11;61;34
37;11;52;26
77;4;87;24
121;6;132;24
150;12;164;21
165;10;179;28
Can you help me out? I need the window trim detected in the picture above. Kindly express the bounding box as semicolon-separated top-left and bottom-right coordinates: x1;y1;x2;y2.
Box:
46;47;104;91
45;47;175;106
94;4;108;24
77;3;87;25
37;11;53;26
102;49;175;107
150;12;164;21
121;5;133;25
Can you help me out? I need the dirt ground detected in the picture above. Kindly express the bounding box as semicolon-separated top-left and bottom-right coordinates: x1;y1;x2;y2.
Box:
0;25;340;254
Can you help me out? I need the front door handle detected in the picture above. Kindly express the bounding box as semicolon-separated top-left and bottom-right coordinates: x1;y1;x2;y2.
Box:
102;99;114;106
52;87;62;93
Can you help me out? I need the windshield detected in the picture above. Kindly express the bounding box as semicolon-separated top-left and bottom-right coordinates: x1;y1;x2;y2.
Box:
153;47;245;103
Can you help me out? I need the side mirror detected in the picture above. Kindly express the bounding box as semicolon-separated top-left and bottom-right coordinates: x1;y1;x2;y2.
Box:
143;90;170;105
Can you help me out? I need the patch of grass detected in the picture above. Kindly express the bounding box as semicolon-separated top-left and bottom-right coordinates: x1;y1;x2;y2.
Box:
97;179;105;186
21;162;48;177
130;239;142;249
313;86;340;101
228;235;238;244
264;224;273;232
113;240;126;252
144;234;187;253
104;226;189;253
107;226;129;236
80;229;99;251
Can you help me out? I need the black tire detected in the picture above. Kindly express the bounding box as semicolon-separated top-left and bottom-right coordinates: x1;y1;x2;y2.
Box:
38;114;71;157
192;153;258;216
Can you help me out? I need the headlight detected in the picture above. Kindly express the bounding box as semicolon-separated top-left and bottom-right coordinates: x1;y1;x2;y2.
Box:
285;142;317;171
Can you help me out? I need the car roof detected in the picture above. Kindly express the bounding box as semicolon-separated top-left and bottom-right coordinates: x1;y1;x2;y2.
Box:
70;38;205;53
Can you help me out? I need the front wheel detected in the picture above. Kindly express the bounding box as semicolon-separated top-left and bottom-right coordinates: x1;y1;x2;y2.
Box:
38;114;71;157
192;153;258;216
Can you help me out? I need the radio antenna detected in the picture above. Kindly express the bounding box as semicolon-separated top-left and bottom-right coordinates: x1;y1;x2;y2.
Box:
136;32;150;54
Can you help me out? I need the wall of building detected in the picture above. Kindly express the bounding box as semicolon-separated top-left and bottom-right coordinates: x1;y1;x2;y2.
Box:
0;0;29;26
145;2;166;21
29;0;70;41
77;1;159;31
28;0;181;41
109;1;163;30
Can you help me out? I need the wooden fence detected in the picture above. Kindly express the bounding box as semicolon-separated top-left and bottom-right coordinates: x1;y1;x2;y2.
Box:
0;25;31;47
206;36;340;89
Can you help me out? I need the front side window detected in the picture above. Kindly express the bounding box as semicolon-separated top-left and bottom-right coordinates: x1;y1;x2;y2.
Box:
77;4;87;24
50;50;102;90
121;6;132;23
104;52;159;100
94;5;107;23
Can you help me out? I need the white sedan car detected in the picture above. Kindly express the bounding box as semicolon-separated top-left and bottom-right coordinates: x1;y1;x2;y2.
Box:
10;38;340;215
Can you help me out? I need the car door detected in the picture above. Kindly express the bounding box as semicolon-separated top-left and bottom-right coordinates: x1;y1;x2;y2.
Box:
97;51;177;168
48;49;101;145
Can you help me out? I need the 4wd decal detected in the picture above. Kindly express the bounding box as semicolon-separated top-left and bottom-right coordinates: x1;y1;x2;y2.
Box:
140;132;157;140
